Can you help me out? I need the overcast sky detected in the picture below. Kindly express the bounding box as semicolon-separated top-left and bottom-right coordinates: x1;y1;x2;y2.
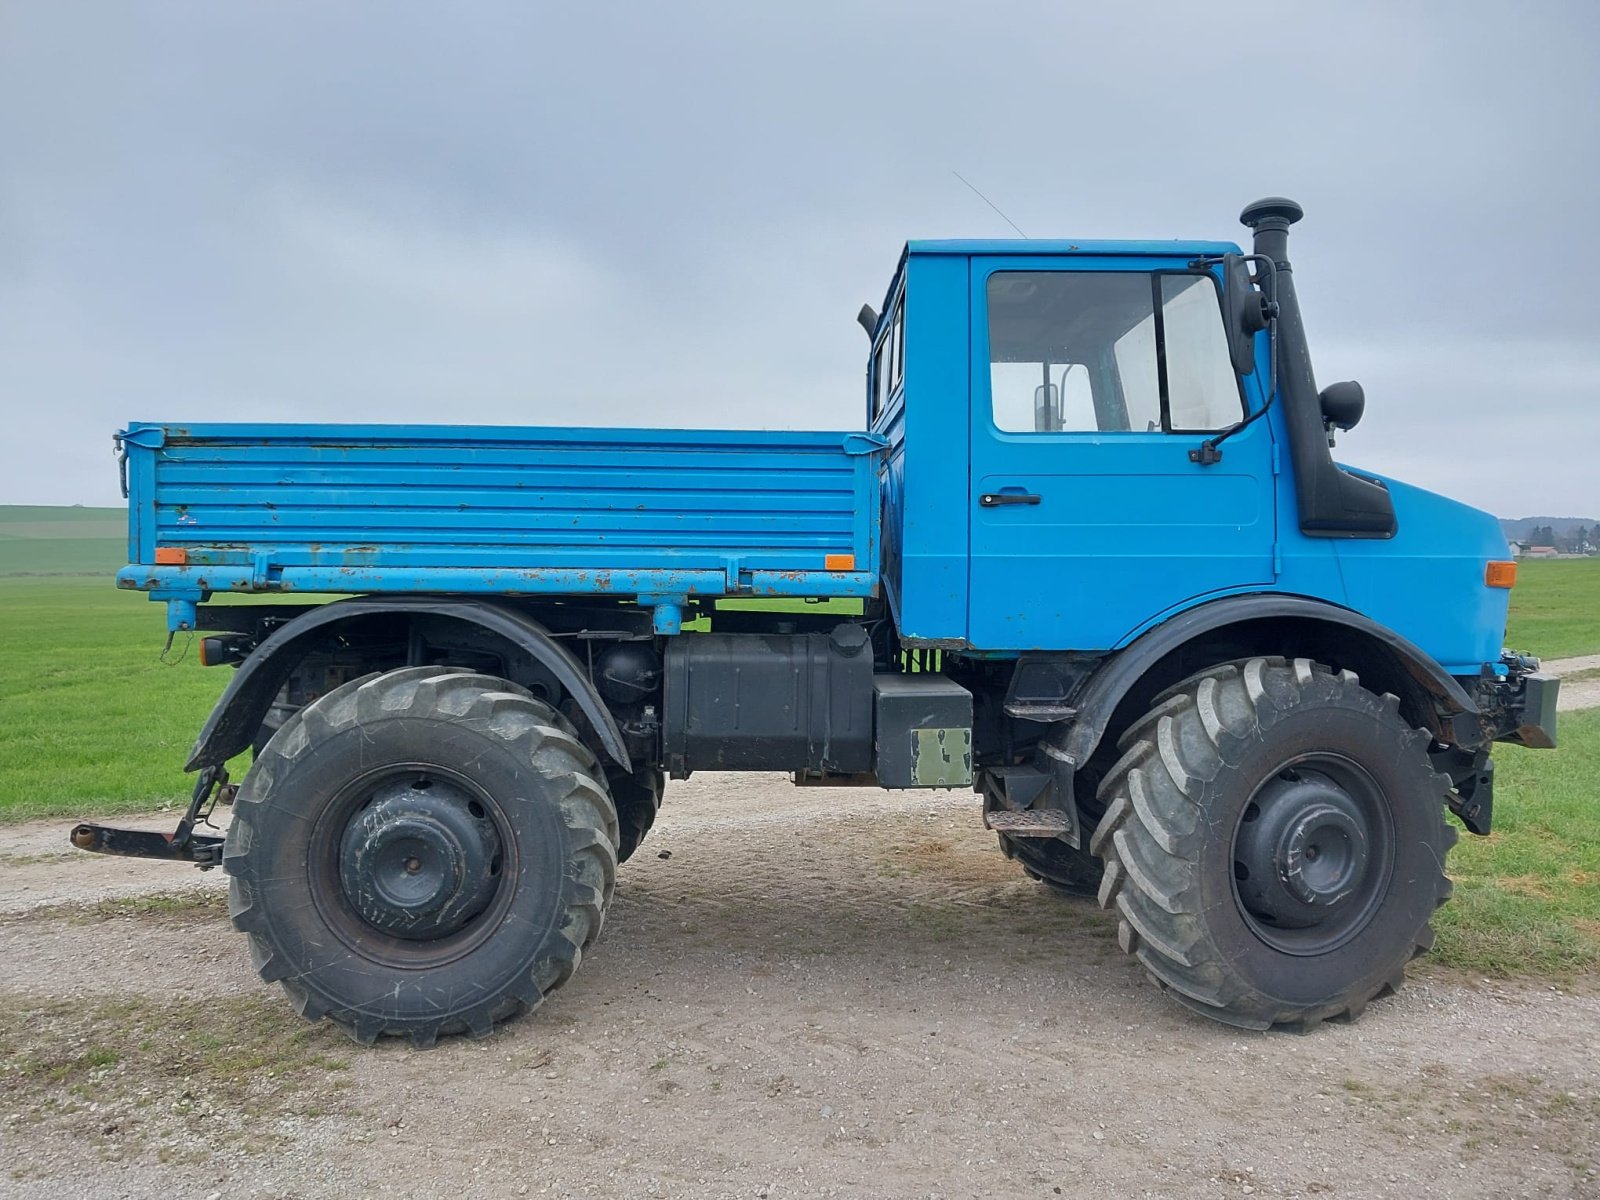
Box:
2;1;1596;517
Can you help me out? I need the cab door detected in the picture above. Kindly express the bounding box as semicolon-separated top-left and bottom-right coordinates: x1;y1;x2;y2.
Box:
966;258;1275;651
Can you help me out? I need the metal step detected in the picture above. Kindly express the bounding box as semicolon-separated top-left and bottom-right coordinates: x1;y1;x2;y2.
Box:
984;808;1073;837
1002;700;1078;722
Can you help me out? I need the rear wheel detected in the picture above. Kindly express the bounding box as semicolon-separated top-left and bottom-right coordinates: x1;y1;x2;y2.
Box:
610;767;664;863
1092;657;1455;1031
997;833;1103;897
224;666;617;1046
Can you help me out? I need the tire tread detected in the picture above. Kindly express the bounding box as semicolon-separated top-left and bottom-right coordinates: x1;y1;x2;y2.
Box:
1091;656;1455;1031
225;665;617;1047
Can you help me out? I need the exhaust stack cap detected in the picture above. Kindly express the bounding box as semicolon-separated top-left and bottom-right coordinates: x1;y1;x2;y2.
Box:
1240;196;1304;232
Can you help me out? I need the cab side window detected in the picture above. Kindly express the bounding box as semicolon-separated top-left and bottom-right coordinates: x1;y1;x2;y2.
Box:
987;270;1244;433
873;334;892;417
871;293;906;419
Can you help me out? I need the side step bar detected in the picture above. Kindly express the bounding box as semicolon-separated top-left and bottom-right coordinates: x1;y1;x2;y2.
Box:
983;762;1075;838
983;809;1073;837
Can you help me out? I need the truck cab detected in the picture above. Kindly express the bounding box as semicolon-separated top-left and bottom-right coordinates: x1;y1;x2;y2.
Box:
79;198;1558;1045
872;225;1506;679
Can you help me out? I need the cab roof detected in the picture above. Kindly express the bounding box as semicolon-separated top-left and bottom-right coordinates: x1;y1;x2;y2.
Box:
905;238;1243;258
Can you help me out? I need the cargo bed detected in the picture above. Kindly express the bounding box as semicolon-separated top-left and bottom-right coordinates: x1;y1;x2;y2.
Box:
116;423;884;621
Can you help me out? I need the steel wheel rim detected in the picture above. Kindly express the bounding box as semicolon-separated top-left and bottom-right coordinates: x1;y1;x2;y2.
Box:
308;762;519;968
1230;751;1395;956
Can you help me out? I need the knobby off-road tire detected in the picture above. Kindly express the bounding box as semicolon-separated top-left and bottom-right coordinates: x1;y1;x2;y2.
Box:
223;666;618;1047
609;766;664;863
997;833;1104;897
1091;657;1456;1031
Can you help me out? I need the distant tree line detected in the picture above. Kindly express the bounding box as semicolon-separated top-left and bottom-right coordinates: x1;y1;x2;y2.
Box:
1523;524;1592;552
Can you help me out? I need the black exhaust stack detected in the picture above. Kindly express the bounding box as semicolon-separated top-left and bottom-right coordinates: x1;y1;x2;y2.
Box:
1242;198;1396;538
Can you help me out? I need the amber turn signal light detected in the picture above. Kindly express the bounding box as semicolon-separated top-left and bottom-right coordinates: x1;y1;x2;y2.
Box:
200;636;249;668
1485;561;1517;589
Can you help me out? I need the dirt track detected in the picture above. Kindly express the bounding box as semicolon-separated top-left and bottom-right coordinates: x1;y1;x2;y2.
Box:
1549;654;1600;713
2;775;1597;1200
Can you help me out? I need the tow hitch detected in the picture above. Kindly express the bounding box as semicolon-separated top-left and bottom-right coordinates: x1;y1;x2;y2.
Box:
70;765;235;869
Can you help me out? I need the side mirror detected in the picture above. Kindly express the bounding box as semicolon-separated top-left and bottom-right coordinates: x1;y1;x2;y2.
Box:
1033;383;1059;432
1319;380;1365;431
1222;253;1271;376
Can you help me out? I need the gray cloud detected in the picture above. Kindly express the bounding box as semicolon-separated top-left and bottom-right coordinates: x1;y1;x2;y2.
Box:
2;0;1596;516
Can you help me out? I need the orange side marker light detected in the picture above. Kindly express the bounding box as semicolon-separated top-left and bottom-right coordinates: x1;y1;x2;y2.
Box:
1485;561;1517;589
824;553;855;572
154;546;188;565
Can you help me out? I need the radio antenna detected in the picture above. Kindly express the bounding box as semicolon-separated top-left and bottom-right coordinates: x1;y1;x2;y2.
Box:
952;171;1028;238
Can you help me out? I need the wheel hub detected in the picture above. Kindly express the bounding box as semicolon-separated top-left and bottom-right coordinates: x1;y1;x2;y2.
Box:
1234;768;1372;932
338;776;503;940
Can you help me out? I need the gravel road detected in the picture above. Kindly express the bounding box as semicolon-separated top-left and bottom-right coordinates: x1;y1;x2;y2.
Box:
1547;654;1600;713
2;771;1597;1200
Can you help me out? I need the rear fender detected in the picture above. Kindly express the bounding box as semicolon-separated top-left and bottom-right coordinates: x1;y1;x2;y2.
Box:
186;597;630;772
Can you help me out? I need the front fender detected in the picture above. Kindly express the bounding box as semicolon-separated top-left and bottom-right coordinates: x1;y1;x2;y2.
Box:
1059;592;1479;773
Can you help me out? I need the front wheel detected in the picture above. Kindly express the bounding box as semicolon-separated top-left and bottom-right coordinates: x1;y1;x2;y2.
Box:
1092;657;1456;1031
224;666;618;1046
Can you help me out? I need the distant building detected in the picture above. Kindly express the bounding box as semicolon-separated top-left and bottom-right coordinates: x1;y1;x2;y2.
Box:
1524;545;1559;559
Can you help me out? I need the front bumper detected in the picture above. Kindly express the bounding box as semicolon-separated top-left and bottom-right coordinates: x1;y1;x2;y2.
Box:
1515;671;1561;749
1444;654;1558;837
1478;653;1559;750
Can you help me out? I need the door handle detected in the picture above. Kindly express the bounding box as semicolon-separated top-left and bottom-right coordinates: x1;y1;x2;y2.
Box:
980;492;1041;507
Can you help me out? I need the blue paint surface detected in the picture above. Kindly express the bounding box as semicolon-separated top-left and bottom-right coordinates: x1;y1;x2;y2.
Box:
117;234;1512;679
869;239;1509;675
117;423;883;606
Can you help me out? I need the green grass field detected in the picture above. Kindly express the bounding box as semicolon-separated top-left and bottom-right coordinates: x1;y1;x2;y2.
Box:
0;506;1596;977
0;577;268;820
1504;558;1600;659
1432;709;1600;977
0;504;126;577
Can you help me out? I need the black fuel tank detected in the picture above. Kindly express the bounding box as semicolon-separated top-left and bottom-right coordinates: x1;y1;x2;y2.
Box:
662;626;873;776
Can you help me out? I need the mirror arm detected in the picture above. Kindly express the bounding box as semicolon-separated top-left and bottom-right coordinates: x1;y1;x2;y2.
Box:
1186;254;1280;466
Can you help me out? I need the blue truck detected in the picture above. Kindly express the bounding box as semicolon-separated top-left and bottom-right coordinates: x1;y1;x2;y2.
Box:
78;198;1558;1044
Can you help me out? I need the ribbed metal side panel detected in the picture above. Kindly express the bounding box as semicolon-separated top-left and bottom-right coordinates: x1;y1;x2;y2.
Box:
130;424;879;583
